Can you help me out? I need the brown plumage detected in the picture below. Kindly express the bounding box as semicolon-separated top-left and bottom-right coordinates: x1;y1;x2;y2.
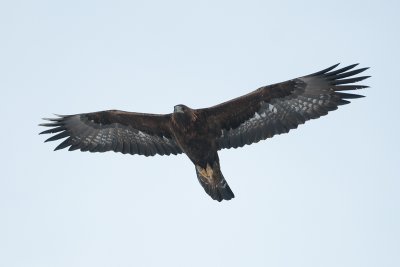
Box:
40;63;369;201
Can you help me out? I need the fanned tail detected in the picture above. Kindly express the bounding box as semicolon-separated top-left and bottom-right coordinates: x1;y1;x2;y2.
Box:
195;162;235;202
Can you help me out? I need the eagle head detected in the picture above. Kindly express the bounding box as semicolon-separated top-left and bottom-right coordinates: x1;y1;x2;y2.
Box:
173;104;198;123
173;104;189;114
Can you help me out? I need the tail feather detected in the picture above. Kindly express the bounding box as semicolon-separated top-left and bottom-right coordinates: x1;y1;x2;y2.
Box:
195;162;235;202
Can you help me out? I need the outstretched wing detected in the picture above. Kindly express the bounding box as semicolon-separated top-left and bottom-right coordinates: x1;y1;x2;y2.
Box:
40;110;182;156
203;64;370;149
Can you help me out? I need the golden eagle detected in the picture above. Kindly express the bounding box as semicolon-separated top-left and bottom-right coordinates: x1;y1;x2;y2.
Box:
40;64;369;201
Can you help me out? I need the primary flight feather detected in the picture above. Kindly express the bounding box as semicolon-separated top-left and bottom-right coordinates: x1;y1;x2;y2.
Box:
40;64;369;201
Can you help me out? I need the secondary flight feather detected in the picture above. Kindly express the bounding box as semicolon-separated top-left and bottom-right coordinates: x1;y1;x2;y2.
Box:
40;64;369;201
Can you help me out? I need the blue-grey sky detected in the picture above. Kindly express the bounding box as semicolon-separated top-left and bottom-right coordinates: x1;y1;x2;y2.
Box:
1;0;399;266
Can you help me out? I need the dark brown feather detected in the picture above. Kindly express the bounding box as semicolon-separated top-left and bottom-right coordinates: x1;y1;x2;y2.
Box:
40;110;182;156
211;64;369;149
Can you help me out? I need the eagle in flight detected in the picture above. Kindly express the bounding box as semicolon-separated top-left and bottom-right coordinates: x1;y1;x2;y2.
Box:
40;64;369;201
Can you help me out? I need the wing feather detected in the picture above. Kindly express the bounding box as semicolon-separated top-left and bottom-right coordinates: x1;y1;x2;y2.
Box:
213;64;369;150
40;110;182;156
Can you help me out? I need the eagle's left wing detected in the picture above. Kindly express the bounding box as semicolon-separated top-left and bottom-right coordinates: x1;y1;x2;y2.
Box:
202;64;369;149
40;110;182;156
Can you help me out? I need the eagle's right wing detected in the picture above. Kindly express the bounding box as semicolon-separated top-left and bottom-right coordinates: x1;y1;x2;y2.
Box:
202;64;369;149
40;110;182;156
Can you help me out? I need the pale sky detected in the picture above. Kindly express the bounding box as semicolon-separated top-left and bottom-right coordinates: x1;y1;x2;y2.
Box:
1;0;399;266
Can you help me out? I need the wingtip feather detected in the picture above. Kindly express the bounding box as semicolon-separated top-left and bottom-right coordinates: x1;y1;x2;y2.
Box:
310;63;340;76
337;92;365;99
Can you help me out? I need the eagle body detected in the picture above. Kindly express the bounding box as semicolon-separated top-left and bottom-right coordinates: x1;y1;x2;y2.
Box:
171;105;234;200
40;64;369;201
171;105;217;164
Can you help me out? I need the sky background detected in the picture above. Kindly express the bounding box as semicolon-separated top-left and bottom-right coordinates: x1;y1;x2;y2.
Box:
1;0;399;266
